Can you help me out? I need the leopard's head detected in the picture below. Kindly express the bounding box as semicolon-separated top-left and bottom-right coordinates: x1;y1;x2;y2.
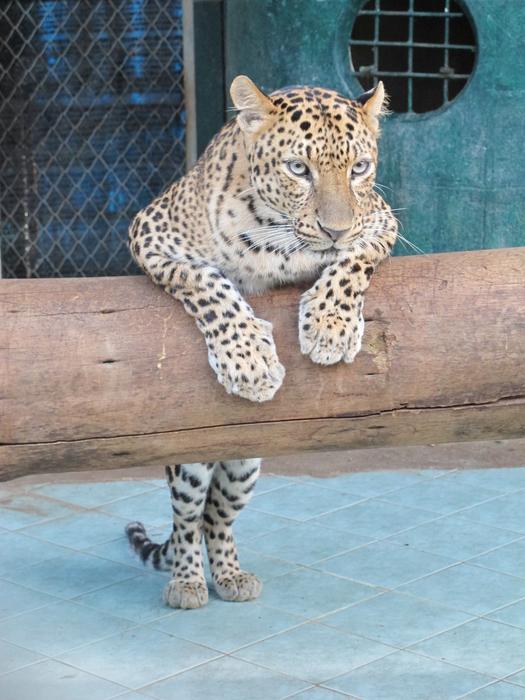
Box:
231;75;387;252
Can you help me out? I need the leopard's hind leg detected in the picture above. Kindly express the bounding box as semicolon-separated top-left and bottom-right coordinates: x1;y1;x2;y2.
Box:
204;458;263;602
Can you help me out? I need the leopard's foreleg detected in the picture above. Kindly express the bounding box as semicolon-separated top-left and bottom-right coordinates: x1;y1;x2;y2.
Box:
203;459;262;602
299;208;398;365
130;226;285;402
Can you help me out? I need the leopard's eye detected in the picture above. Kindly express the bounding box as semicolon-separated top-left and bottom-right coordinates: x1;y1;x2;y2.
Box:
286;160;310;178
351;159;371;177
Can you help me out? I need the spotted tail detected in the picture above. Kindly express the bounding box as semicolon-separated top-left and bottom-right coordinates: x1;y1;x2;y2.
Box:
125;521;173;571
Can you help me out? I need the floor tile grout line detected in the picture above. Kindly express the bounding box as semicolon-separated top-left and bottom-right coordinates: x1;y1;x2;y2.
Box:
0;653;48;679
377;487;517;518
402;632;525;676
0;552;143;594
327;642;500;686
0;597;141;645
30;483;163;510
282;684;359;699
0;571;141;625
131;644;310;695
146;614;310;657
312;614;483;655
0;655;132;693
44;622;228;680
250;493;442;524
231;640;400;688
311;552;525;604
456;671;525;700
370;522;525;560
372;494;525;534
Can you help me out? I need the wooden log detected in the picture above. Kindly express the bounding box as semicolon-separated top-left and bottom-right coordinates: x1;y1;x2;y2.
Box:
1;248;524;480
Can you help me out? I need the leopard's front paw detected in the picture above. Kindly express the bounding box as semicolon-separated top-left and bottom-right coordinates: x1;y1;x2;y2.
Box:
299;294;364;365
208;316;285;402
214;571;263;602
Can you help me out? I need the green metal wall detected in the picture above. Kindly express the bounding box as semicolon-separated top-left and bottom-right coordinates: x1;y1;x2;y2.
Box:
220;0;525;254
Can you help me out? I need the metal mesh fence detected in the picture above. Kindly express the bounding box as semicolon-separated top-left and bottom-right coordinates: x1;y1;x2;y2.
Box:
0;0;185;278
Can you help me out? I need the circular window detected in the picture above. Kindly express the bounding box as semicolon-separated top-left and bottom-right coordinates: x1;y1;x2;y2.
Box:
349;0;477;114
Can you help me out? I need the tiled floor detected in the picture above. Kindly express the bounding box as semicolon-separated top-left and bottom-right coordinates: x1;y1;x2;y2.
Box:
1;467;525;699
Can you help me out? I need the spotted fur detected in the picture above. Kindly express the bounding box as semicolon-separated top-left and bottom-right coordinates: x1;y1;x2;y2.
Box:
126;77;397;608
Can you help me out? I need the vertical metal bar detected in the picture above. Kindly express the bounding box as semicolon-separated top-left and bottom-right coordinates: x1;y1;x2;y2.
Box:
407;0;414;112
444;0;450;102
373;0;380;88
182;0;197;169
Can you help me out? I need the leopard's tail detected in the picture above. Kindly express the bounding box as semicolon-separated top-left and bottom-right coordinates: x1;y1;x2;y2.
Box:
125;521;172;571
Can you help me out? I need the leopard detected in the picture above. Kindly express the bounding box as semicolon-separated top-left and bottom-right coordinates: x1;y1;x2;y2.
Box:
125;75;398;609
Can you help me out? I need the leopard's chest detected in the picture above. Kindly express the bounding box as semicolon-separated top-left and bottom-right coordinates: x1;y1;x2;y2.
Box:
221;246;336;294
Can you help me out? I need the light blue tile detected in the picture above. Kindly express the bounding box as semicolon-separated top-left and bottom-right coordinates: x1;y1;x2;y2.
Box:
74;573;174;624
326;650;492;699
466;683;525;699
235;548;299;581
303;471;433;498
152;599;303;653
0;531;70;577
0;600;133;656
145;654;308;700
258;568;380;618
411;618;525;676
3;551;138;599
100;490;172;528
235;622;394;684
109;694;153;700
389;515;520;560
0;579;59;620
0;639;44;674
235;509;297;542
321;591;472;647
312;499;437;539
59;627;220;688
487;599;525;629
470;539;525;578
439;468;525;494
0;494;79;530
383;479;498;515
246;521;371;565
34;481;159;508
317;541;454;588
0;659;126;700
251;483;363;522
400;563;525;614
460;494;525;535
20;511;129;550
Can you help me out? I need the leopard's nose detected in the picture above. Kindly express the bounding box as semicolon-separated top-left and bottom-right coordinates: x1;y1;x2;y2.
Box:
318;222;350;242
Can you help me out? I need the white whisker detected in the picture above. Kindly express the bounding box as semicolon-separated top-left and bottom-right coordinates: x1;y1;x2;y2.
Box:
233;187;257;199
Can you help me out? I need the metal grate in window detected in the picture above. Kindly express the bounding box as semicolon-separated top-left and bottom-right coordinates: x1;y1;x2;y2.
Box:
349;0;477;114
0;0;185;279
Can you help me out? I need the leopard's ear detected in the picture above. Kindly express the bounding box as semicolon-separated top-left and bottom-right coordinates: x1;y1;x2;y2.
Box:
230;75;274;134
356;81;387;134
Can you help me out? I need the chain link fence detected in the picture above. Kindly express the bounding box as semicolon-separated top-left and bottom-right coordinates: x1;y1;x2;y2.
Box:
0;0;185;278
